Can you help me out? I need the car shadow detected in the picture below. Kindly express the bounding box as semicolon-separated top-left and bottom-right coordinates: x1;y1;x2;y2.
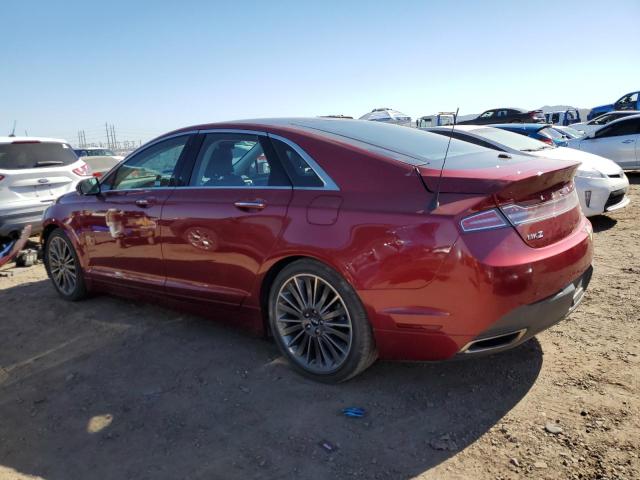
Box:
589;215;617;232
0;278;543;480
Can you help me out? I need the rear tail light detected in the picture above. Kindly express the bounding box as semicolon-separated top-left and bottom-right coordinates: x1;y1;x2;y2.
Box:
460;209;508;232
538;136;554;145
0;175;4;182
72;161;91;177
92;171;103;178
460;182;579;232
500;183;579;225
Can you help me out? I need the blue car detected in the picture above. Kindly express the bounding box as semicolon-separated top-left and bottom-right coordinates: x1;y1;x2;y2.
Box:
587;91;640;120
492;123;569;147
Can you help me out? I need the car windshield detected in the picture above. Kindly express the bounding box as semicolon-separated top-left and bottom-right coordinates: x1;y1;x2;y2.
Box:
540;127;565;139
290;118;489;166
557;127;583;138
87;149;116;156
470;127;553;152
0;142;79;169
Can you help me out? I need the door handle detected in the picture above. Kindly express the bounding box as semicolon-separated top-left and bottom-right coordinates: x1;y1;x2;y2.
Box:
234;200;266;211
621;139;634;144
135;198;155;208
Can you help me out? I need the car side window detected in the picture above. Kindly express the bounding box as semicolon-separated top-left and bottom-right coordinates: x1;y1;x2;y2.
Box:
107;135;189;191
190;133;290;188
271;138;325;187
594;119;640;139
480;111;494;118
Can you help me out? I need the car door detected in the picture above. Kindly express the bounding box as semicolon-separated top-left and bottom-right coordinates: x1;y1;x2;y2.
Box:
582;118;640;169
78;133;193;290
161;130;293;307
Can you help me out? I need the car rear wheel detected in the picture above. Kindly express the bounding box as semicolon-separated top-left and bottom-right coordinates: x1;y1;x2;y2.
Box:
268;259;377;383
44;229;87;301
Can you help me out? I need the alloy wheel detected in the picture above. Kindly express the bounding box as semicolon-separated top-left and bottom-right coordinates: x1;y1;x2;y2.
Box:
275;274;353;374
48;236;77;296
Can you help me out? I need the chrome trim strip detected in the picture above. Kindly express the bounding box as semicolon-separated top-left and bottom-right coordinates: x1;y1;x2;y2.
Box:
198;128;269;136
268;133;340;191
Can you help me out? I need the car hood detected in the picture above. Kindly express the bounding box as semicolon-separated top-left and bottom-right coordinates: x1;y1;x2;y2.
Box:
590;103;613;113
529;146;621;175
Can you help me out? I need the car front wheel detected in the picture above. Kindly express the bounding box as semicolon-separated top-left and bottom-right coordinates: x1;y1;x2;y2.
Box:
44;229;88;301
268;259;377;383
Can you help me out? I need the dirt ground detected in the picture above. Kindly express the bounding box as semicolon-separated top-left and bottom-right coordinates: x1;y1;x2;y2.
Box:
0;175;638;480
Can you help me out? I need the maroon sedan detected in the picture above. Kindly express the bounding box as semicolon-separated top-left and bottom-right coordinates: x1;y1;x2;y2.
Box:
41;118;593;382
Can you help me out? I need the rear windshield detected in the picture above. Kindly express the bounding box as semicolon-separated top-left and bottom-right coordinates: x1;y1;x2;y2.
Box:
292;119;488;166
0;142;78;170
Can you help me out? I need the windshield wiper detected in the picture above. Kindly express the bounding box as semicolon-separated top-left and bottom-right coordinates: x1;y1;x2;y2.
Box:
35;160;64;167
521;146;551;152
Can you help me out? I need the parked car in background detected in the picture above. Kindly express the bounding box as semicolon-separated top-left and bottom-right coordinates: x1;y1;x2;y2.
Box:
41;118;592;382
544;108;581;126
493;123;569;146
458;108;545;125
73;147;124;177
571;110;640;135
415;112;456;128
424;125;629;217
359;108;412;126
566;114;640;171
0;137;91;239
587;91;640;120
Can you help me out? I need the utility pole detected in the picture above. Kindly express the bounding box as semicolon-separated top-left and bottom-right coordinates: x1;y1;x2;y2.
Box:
105;122;111;149
110;124;117;150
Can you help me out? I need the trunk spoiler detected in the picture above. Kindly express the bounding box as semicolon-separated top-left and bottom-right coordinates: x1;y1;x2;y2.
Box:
0;225;32;268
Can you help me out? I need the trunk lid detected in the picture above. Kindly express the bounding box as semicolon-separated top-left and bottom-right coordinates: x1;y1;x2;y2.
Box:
418;152;582;248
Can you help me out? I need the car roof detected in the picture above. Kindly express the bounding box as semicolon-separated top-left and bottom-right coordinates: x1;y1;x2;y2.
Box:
0;136;69;144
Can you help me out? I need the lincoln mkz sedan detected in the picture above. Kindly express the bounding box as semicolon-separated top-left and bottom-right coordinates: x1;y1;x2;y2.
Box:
41;118;593;382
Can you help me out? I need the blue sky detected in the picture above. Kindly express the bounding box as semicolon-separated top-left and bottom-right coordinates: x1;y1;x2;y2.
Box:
2;0;639;145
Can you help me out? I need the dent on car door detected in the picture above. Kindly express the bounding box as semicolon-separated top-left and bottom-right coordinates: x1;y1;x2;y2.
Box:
161;132;293;307
79;134;192;289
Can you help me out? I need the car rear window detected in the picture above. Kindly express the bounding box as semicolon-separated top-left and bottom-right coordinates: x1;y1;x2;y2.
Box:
0;142;78;170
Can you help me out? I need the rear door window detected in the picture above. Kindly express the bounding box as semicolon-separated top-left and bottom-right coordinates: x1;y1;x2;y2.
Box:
190;133;291;188
0;142;78;170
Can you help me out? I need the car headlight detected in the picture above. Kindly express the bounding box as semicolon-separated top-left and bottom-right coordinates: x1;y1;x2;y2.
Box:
576;166;606;179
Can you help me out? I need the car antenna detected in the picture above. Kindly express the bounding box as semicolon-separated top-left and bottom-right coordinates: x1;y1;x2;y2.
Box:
429;107;459;211
9;120;17;137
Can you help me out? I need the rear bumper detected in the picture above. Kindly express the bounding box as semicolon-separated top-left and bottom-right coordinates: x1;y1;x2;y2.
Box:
458;265;592;356
361;217;593;361
0;204;50;237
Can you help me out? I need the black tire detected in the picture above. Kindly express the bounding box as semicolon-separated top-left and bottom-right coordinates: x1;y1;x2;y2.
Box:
44;229;88;301
268;259;377;383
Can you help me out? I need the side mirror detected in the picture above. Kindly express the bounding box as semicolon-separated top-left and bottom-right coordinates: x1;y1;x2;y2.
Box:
76;177;101;195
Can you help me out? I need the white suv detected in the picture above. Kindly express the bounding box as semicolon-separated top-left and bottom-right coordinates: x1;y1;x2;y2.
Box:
0;137;91;239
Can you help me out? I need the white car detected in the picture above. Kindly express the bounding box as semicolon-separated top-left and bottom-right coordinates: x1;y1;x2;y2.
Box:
73;147;124;177
566;114;640;171
571;110;640;135
424;125;630;217
0;137;91;238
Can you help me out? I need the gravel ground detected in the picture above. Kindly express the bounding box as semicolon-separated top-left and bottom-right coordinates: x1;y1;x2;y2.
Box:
0;174;638;480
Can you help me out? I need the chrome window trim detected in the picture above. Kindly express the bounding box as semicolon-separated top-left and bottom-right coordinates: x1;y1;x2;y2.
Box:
176;185;292;191
268;133;339;191
197;128;269;137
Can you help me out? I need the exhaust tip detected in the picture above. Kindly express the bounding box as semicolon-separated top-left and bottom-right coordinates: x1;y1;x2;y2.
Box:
461;329;527;354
